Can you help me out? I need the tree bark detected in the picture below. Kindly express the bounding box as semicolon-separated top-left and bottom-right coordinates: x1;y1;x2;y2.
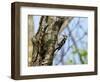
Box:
30;16;73;66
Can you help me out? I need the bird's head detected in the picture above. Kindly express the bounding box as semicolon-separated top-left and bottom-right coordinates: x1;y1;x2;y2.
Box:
62;35;67;39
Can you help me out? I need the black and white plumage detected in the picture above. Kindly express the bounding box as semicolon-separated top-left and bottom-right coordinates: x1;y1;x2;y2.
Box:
54;35;67;52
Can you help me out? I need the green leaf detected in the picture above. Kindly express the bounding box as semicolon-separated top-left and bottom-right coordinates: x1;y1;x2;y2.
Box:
79;49;87;57
72;47;87;57
66;60;73;64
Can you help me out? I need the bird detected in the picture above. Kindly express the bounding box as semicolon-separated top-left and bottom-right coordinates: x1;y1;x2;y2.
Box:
54;35;67;52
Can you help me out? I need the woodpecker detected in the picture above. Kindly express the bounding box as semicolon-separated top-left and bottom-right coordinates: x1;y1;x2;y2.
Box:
54;35;67;52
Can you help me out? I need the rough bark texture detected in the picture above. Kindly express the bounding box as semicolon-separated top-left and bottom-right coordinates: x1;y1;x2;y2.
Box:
30;16;73;66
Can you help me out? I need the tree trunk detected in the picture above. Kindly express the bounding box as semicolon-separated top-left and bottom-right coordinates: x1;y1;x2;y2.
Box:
28;15;34;66
30;16;73;66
